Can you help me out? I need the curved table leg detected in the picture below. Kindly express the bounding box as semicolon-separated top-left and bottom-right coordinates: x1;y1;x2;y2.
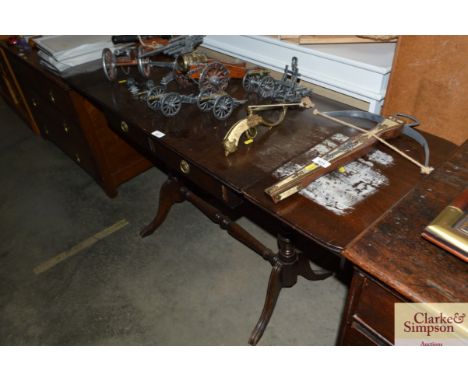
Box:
249;236;333;345
249;264;282;346
297;253;332;281
140;176;186;237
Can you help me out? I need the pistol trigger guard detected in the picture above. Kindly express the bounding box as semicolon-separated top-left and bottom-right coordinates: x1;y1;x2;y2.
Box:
246;127;258;139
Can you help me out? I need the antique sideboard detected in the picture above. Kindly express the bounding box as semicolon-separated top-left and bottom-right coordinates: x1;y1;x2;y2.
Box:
1;40;465;345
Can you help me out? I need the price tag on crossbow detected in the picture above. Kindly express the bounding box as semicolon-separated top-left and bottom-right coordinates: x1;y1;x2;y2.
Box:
151;130;165;138
312;156;331;168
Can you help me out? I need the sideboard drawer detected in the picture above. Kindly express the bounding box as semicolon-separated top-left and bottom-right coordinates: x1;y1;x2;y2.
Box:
106;114;242;207
353;272;403;343
339;269;405;345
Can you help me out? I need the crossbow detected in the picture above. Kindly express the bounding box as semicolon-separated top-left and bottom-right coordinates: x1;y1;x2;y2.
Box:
265;104;434;203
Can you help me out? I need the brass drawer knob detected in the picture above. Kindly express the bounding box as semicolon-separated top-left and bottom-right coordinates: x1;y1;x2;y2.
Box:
120;120;129;133
31;98;37;107
63;122;70;133
180;160;190;174
48;91;55;103
75;154;81;163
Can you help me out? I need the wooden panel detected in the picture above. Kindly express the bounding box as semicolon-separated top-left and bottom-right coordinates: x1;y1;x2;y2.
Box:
344;141;468;304
341;321;385;346
0;46;40;134
338;269;396;345
383;36;468;145
353;274;403;343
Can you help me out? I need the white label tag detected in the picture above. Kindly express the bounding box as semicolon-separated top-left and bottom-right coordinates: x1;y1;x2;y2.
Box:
312;156;331;168
151;130;165;138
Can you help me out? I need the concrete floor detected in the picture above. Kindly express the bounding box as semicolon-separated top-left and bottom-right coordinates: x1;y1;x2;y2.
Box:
0;98;349;345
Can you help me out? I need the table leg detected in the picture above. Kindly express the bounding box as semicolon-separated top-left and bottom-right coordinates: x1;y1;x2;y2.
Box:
248;235;332;345
140;176;186;237
141;177;332;345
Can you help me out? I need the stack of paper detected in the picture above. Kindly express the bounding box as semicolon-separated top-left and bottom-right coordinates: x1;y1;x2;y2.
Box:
34;35;114;73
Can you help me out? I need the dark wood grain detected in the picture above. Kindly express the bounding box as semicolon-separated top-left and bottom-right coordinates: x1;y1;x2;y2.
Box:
343;141;468;303
244;131;454;253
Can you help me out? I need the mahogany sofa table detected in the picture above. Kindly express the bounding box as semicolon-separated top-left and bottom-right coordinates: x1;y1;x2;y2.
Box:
64;63;455;345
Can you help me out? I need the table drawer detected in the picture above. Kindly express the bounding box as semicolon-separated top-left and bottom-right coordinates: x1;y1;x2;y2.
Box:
25;86;98;179
352;272;403;343
341;320;387;346
106;114;242;207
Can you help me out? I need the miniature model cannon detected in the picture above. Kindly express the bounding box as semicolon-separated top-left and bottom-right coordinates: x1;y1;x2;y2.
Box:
125;78;246;120
136;35;205;78
146;88;246;120
242;57;312;102
101;36;170;81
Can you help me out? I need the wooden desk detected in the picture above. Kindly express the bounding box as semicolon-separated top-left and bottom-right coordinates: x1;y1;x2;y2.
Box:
27;53;456;344
0;43;152;197
339;141;468;345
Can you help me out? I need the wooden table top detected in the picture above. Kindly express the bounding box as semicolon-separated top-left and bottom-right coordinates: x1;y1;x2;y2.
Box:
343;141;468;302
58;56;456;254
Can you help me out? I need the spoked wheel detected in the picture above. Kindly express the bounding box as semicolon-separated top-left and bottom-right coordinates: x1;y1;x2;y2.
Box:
199;62;229;92
146;86;165;110
197;90;215;112
242;73;259;92
102;48;117;81
137;46;152;78
160;92;182;117
259;75;275;98
213;95;234;120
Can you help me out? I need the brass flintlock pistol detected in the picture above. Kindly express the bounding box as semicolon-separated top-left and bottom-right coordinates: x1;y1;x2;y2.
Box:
222;97;313;157
265;107;435;203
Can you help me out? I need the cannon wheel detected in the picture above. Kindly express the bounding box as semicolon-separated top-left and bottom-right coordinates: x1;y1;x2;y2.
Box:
146;86;166;110
199;62;229;92
160;92;182;117
102;48;117;81
197;90;215;112
213;95;234;120
137;46;152;78
242;72;259;92
259;75;275;98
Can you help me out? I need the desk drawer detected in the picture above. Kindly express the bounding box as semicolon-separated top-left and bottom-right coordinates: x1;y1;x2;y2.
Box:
25;87;98;179
106;114;242;207
353;272;403;343
339;269;404;345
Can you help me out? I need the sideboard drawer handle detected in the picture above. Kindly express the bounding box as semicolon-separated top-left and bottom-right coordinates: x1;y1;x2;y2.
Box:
49;91;55;103
63;122;70;133
31;98;37;107
180;160;190;174
120;120;129;133
75;154;81;163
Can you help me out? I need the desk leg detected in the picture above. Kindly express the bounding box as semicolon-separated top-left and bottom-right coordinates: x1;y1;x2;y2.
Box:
249;235;332;345
141;177;332;345
140;176;185;237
